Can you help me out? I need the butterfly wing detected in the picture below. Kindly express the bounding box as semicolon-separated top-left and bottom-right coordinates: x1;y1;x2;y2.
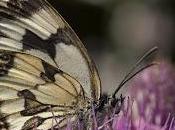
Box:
0;52;83;130
0;0;101;100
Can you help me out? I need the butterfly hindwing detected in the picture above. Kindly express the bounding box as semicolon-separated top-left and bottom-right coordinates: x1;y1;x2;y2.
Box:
0;52;83;130
0;0;101;100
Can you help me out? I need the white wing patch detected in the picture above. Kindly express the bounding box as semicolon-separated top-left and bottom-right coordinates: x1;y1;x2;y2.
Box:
55;43;91;96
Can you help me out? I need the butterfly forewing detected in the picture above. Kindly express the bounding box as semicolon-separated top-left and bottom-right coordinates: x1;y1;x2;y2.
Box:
0;0;101;101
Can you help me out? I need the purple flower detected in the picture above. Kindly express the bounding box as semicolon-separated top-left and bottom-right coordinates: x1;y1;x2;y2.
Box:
126;61;175;130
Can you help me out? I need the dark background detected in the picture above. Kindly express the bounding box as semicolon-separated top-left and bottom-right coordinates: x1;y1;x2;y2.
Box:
48;0;175;93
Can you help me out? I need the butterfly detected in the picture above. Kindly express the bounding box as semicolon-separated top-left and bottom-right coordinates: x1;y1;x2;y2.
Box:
0;0;102;129
0;0;157;130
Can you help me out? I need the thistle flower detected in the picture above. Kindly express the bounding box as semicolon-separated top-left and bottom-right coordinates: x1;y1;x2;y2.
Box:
127;61;175;130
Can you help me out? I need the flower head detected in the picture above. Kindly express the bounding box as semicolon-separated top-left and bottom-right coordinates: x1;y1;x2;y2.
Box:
127;61;175;129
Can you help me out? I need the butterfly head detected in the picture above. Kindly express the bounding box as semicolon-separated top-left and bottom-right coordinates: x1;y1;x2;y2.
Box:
94;93;125;114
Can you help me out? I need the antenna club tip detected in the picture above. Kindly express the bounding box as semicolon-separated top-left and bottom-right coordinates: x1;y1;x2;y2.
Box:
150;46;158;52
153;46;158;49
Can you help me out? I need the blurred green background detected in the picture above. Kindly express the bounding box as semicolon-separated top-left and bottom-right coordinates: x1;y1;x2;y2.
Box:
48;0;175;94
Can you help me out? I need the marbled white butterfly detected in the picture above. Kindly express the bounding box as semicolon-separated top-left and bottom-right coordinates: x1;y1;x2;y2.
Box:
0;0;157;129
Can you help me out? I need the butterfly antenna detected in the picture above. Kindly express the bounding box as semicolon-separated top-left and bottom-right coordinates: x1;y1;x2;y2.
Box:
112;46;158;98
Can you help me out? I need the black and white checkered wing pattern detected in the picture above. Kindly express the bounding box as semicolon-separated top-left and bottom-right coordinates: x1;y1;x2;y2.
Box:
0;0;101;101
